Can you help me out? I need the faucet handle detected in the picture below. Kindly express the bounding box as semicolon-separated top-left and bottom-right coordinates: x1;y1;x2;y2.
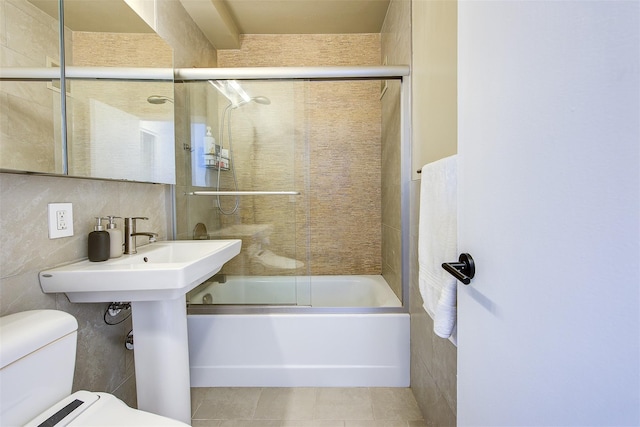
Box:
124;217;148;226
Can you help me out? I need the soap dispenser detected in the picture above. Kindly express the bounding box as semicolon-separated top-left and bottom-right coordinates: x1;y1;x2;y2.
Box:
88;217;110;262
105;216;123;258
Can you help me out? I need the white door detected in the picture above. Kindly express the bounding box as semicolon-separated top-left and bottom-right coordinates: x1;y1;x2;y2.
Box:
457;1;639;425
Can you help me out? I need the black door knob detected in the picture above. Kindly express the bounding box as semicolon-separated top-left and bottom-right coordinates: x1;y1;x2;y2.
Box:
442;253;475;285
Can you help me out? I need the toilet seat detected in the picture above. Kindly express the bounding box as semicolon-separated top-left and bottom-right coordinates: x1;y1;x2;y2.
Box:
24;391;189;427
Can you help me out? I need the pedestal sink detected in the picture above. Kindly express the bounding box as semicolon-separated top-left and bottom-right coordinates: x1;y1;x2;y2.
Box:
39;240;242;424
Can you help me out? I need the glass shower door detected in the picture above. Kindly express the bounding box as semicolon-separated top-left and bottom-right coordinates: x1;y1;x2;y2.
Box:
182;76;402;309
184;80;310;307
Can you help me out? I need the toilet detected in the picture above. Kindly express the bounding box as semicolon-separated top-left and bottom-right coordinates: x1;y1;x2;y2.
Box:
0;310;189;427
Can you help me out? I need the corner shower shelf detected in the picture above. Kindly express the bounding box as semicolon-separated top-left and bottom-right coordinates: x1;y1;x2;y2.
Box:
204;154;230;171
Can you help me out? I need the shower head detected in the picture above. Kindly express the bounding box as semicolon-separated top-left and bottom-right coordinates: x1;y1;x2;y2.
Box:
232;96;271;109
251;96;271;105
147;95;174;104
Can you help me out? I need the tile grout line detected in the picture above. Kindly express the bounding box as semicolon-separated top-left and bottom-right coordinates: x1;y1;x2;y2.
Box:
311;387;320;421
249;387;264;420
191;394;202;421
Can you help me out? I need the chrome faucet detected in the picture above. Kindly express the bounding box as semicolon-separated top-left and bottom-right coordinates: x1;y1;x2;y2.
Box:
123;217;158;254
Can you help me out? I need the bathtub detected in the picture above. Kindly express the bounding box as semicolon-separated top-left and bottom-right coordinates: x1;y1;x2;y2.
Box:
187;275;409;387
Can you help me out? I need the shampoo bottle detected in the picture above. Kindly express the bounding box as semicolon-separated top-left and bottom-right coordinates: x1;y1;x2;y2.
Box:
105;216;123;258
204;126;216;154
88;217;110;262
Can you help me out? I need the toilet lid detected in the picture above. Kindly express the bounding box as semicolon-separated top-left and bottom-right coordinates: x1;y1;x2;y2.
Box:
23;391;189;427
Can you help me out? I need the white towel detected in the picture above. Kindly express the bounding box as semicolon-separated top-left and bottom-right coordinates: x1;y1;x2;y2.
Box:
418;155;458;343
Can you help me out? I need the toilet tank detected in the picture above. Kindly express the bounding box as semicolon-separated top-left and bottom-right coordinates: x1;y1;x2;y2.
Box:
0;310;78;426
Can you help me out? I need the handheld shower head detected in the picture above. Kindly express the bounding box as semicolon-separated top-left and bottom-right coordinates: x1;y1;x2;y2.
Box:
232;96;271;109
147;95;174;104
251;96;271;105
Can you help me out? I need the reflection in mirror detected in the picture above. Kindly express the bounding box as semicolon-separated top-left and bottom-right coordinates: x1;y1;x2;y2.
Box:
63;1;175;183
0;0;63;174
0;0;176;184
67;80;175;183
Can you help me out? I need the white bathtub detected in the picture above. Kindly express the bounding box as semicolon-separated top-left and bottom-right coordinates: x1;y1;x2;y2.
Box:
187;275;409;387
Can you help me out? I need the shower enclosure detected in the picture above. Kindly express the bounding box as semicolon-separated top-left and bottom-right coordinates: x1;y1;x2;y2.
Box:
175;67;411;386
175;67;409;311
172;66;411;386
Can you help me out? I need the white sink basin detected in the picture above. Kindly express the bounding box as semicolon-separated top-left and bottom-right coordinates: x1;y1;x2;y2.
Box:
39;240;241;302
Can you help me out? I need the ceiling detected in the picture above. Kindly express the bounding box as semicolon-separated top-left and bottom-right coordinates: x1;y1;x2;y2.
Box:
177;0;391;49
28;0;154;33
224;0;390;34
27;0;391;49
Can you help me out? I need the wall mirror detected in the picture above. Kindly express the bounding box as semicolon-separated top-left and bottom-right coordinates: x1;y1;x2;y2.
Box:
0;0;176;184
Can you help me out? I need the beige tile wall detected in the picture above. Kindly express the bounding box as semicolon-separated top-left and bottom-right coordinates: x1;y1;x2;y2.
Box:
71;32;173;68
382;0;458;423
381;0;412;300
409;182;457;425
218;34;381;67
213;34;383;276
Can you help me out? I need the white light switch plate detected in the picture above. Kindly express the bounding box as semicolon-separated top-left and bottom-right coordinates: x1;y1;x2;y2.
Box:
48;203;74;239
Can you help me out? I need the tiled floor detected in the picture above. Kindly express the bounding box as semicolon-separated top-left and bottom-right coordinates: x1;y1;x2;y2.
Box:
191;388;426;427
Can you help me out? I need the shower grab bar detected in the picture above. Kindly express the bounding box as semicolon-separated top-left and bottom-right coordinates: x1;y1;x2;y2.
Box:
189;191;300;196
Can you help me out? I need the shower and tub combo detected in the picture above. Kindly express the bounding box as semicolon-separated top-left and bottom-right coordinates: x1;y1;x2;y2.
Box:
178;66;411;387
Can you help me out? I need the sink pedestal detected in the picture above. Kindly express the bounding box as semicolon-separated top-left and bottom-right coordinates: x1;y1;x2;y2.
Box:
131;297;191;424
